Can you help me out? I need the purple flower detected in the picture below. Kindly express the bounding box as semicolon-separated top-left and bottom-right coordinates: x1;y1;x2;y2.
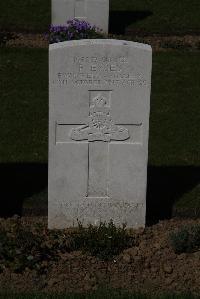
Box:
48;18;104;44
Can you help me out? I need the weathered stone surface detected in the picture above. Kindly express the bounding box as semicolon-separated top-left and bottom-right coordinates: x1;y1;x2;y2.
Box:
48;39;152;228
51;0;109;33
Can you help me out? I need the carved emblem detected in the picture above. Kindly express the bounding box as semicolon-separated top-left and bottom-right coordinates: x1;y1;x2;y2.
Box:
70;93;129;142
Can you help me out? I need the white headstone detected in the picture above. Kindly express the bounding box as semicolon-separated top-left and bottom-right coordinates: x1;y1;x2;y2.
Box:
51;0;109;33
49;39;152;229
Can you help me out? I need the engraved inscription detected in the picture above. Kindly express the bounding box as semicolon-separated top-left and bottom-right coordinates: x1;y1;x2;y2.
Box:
53;56;147;88
70;92;129;142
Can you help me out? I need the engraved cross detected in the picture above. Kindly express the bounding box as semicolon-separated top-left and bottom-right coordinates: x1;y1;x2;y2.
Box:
56;90;142;198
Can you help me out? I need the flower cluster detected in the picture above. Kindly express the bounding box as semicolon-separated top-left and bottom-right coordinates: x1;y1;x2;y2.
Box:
49;19;104;43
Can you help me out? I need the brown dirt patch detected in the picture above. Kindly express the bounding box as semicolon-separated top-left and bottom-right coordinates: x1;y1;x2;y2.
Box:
5;33;200;52
6;33;48;48
134;34;200;51
0;217;200;295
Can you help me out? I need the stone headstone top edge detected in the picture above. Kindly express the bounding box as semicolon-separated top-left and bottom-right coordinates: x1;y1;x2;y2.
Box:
49;39;152;51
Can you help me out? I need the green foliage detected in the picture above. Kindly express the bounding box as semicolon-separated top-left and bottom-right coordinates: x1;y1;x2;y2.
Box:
73;220;134;260
49;20;104;44
169;224;200;254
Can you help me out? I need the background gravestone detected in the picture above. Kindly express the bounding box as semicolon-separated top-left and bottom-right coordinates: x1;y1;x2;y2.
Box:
49;39;152;229
51;0;109;33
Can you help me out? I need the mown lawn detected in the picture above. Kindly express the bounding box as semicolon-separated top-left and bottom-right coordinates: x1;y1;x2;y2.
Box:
110;0;200;34
0;0;51;32
1;48;199;165
0;47;199;215
0;0;200;34
150;51;200;166
0;48;48;163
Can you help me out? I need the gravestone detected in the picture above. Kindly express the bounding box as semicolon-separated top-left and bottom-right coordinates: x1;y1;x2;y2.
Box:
51;0;109;33
49;39;152;229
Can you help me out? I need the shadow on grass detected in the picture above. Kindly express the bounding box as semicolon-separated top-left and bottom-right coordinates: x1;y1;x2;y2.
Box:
0;163;47;217
146;166;200;225
109;10;153;34
0;164;199;224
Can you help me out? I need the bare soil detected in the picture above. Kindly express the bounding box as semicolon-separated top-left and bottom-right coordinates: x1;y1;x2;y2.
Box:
5;33;200;52
0;217;200;295
6;33;48;48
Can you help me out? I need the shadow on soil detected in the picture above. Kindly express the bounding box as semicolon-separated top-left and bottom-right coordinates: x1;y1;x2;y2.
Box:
0;163;199;224
109;10;153;34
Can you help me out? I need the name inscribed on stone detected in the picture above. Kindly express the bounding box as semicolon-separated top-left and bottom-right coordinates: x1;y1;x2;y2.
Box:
53;56;147;87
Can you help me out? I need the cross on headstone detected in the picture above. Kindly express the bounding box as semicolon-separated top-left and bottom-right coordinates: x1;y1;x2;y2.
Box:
74;0;87;19
56;90;142;198
51;0;109;33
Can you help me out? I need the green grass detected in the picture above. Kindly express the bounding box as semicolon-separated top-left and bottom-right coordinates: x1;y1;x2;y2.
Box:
1;48;200;166
0;0;51;32
0;48;199;214
0;0;200;34
0;48;48;163
150;51;200;166
0;291;199;299
111;0;200;34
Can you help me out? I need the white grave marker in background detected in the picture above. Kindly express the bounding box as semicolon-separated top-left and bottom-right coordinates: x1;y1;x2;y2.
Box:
74;0;86;19
52;0;109;33
49;39;152;229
